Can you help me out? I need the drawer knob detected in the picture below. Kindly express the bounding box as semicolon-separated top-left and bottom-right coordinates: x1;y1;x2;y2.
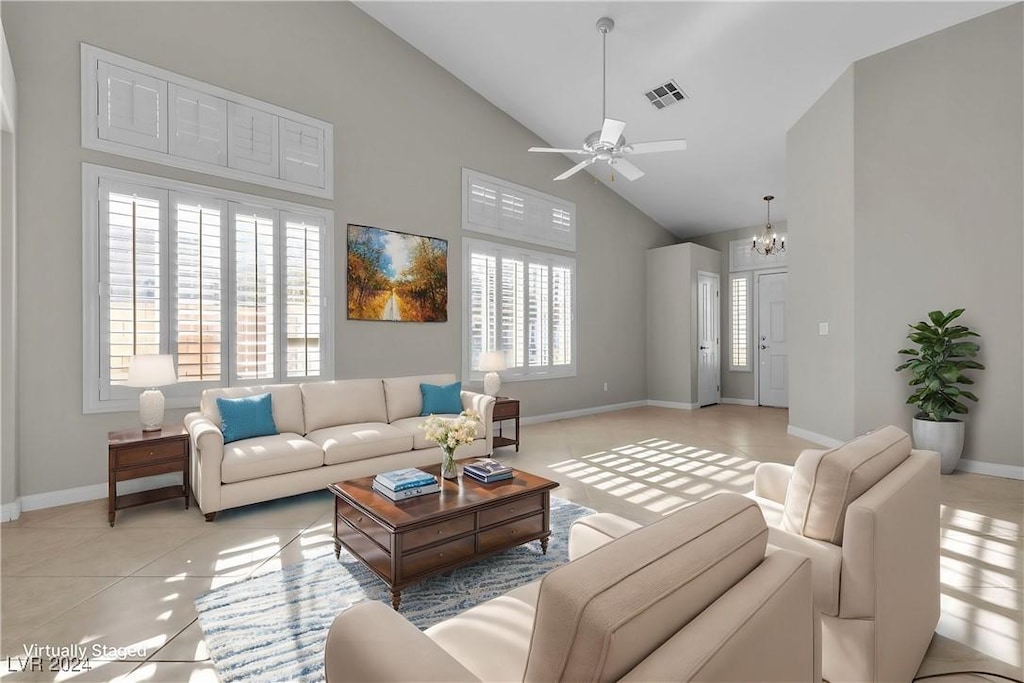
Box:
510;529;517;535
149;451;154;456
357;516;363;523
509;508;515;513
437;530;443;535
438;552;445;558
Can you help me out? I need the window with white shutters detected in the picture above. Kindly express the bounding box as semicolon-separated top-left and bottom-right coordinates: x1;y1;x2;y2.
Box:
730;273;752;371
83;164;334;413
464;238;575;382
462;169;576;252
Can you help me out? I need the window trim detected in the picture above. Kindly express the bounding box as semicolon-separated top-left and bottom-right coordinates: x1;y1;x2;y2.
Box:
462;237;577;384
729;272;753;372
82;163;334;414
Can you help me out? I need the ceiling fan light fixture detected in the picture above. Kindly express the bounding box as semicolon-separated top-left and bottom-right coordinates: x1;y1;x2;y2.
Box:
752;195;786;256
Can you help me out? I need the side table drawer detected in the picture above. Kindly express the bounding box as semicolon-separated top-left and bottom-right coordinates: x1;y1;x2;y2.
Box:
493;401;519;420
403;515;475;552
115;440;187;467
478;493;543;528
400;535;475;579
478;512;544;554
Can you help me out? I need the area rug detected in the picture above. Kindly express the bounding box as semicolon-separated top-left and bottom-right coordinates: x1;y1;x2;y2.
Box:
194;497;594;683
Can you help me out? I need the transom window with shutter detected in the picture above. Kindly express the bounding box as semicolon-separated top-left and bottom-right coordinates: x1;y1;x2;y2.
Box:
462;168;576;252
83;164;334;413
464;238;575;382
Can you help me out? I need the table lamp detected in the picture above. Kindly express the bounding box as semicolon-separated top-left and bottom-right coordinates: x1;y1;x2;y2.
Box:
125;354;177;431
478;351;507;397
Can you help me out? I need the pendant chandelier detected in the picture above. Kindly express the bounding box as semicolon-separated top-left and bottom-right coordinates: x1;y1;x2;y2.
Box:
752;195;785;256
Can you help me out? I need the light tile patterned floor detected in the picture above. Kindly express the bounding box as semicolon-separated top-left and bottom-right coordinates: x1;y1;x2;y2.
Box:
1;405;1021;682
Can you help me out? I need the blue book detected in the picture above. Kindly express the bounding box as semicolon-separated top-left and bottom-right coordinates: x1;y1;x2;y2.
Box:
372;480;441;501
374;468;437;491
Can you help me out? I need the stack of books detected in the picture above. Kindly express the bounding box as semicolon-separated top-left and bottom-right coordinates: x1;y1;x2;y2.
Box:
372;468;440;501
463;458;513;484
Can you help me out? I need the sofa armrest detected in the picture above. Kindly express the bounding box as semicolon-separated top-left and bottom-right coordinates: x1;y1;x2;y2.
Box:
753;462;797;504
765;527;843;616
325;601;480;683
184;412;224;515
568;512;643;561
461;391;495;453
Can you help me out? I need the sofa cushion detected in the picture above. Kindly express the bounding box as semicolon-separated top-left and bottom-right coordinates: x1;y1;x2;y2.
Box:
221;433;324;484
306;423;414;465
202;384;305;436
300;379;387;433
783;425;911;544
383;374;457;423
390;415;486;450
524;493;767;683
216;393;278;444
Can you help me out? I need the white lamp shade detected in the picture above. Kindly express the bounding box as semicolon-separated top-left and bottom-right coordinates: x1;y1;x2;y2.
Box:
478;351;507;372
125;354;177;388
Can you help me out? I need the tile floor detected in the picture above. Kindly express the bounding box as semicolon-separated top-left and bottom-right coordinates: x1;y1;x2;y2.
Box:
1;405;1021;682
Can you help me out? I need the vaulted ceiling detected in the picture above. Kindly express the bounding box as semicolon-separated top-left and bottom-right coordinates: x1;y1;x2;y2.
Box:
358;1;1007;237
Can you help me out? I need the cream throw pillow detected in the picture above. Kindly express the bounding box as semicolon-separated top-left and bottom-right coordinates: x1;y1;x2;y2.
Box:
783;425;911;544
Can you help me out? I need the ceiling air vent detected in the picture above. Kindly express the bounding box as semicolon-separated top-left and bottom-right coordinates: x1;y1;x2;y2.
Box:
643;79;688;110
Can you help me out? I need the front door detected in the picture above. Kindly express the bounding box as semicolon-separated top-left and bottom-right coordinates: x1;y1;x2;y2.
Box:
697;272;720;407
758;272;788;407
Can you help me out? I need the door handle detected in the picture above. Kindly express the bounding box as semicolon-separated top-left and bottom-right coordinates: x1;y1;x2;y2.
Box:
699;345;709;350
760;344;770;350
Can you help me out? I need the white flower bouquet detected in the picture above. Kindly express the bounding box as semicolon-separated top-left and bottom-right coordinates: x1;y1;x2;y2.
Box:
422;409;481;479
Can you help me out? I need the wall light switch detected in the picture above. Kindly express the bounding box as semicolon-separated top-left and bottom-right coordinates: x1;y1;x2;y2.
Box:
819;322;829;336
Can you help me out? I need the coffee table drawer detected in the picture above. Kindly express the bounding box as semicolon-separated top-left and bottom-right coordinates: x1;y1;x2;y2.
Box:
337;518;392;581
479;512;544;554
336;499;391;550
115;440;187;467
479;493;543;528
401;535;475;579
403;515;475;551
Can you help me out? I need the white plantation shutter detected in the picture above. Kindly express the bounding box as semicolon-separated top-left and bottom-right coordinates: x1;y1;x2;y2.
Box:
467;182;498;230
98;61;166;152
731;274;751;371
228;103;278;177
284;213;323;379
168;85;227;166
280;118;325;189
233;206;276;381
464;238;574;381
173;196;223;383
462;169;576;251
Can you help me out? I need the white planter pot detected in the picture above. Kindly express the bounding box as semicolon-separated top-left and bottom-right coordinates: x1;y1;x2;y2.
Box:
912;417;965;474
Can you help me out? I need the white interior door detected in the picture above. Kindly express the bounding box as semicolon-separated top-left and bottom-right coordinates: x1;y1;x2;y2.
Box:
758;272;788;407
698;272;720;407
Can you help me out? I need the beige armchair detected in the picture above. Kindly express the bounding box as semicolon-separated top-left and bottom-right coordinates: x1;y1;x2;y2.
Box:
325;492;820;682
748;426;941;683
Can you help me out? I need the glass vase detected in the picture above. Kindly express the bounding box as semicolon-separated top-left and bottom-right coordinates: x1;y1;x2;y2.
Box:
440;446;458;480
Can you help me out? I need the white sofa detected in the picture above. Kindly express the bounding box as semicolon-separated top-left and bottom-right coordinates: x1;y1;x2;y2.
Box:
184;373;495;520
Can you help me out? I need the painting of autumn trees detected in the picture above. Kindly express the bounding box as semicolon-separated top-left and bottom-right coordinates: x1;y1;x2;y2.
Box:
347;225;448;322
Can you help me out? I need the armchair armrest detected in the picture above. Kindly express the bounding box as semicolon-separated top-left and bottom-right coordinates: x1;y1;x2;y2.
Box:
184;412;224;515
569;512;643;561
764;526;843;616
461;391;495;453
753;462;797;504
325;601;479;683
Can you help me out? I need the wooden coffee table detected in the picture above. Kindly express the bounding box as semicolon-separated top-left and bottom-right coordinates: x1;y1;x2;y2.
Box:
328;464;559;610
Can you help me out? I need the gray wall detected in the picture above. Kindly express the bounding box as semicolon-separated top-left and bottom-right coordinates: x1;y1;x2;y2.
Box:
787;4;1023;469
786;68;857;442
689;223;788;403
852;4;1023;468
2;1;675;498
646;242;719;405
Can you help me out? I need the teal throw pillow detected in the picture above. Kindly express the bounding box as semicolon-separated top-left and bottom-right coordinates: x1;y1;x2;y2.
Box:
420;381;462;416
217;393;278;444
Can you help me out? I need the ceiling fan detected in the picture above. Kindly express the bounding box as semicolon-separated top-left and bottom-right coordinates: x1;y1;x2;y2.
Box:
529;17;688;182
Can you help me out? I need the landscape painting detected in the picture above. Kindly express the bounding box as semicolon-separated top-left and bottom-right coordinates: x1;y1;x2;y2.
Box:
347;224;448;322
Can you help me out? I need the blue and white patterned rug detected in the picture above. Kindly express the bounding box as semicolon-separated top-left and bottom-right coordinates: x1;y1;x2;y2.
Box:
194;497;593;683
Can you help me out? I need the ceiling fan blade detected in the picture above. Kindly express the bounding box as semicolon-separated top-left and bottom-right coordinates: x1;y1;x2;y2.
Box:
554;158;596;181
627;139;688;155
599;118;626;145
610;158;645;181
528;147;590;154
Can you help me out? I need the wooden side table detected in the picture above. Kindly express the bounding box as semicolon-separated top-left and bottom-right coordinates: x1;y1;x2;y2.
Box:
492;397;520;452
107;425;190;526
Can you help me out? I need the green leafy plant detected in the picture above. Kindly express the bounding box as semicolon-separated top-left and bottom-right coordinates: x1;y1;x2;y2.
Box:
895;309;984;422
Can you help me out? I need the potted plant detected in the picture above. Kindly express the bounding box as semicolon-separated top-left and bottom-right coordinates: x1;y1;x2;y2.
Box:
422;410;481;480
895;308;984;474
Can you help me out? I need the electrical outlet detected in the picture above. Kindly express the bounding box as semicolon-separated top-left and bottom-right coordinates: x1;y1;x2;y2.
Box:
603;382;609;392
819;322;829;336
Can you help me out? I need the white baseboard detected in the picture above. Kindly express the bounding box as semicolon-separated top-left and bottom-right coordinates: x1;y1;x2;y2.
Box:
646;400;699;410
721;398;757;407
1;498;21;522
787;424;844;448
955;459;1024;480
520;400;648;426
18;473;182;513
